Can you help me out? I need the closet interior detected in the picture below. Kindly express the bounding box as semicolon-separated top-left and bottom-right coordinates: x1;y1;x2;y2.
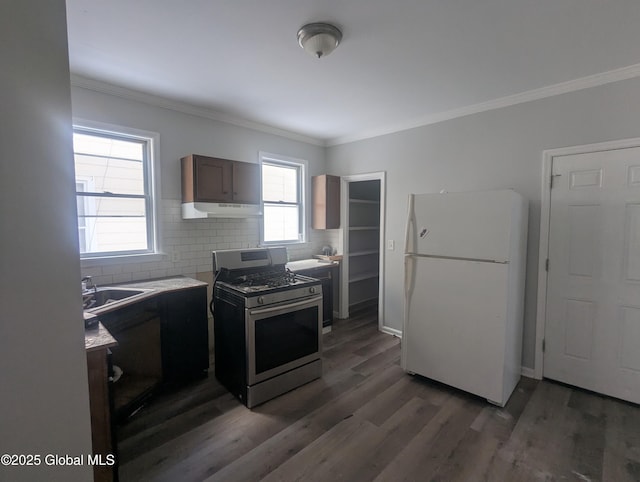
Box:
346;179;381;312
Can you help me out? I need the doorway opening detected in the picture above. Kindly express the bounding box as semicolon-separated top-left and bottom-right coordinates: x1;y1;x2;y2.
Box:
339;172;386;330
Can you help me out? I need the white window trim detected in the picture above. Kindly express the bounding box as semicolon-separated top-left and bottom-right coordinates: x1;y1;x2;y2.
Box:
73;118;162;265
259;151;308;246
75;178;96;253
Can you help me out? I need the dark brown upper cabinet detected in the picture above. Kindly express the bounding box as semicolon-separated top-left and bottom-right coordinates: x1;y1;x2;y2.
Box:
232;160;261;204
181;154;260;205
312;174;340;229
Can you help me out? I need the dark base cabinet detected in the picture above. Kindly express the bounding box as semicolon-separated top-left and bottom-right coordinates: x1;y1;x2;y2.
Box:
161;286;210;383
86;348;118;482
294;266;335;328
99;286;209;422
213;290;247;403
98;298;163;422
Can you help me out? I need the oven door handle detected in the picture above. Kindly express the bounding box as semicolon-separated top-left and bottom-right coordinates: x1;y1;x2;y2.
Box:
249;295;323;316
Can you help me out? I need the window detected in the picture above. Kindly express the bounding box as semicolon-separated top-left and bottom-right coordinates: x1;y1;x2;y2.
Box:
260;154;306;244
73;126;157;258
76;180;92;253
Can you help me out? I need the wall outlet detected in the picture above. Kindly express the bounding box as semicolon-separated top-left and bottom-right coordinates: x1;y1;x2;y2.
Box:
387;239;395;250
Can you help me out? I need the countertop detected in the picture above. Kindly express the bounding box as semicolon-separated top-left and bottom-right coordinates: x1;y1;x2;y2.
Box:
84;276;207;350
117;276;207;292
286;258;340;272
85;322;118;352
85;276;207;316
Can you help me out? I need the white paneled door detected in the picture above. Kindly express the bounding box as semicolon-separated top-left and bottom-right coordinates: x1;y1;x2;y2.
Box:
544;147;640;404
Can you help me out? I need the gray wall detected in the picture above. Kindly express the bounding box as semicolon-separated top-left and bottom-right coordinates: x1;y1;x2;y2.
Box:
327;76;640;369
0;1;93;481
71;86;326;202
71;87;332;280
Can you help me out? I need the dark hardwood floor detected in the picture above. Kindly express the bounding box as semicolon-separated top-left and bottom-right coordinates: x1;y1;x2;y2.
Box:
117;306;640;481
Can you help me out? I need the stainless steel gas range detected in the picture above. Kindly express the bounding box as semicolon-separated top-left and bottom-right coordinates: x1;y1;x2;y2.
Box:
212;247;323;408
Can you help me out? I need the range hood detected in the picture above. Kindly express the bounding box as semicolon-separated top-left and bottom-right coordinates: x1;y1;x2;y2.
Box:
182;202;262;219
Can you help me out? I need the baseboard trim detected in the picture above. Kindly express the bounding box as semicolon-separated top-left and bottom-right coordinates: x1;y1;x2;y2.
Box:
381;326;402;338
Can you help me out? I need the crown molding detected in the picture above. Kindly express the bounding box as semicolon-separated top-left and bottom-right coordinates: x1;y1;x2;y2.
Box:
69;75;325;147
71;62;640;150
327;62;640;146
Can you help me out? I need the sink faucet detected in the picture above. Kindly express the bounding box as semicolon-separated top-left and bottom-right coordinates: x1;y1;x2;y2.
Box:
82;275;97;293
82;276;98;309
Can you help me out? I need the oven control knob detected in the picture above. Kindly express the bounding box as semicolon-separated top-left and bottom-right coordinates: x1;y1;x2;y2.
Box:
309;286;316;294
257;296;264;305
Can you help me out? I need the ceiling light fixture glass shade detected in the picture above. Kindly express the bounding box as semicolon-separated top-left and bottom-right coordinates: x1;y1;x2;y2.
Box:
297;23;342;59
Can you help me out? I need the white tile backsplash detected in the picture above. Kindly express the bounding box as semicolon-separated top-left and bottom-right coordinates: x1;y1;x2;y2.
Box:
82;199;341;285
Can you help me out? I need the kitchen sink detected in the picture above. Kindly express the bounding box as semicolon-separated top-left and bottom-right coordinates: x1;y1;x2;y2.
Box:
84;287;151;311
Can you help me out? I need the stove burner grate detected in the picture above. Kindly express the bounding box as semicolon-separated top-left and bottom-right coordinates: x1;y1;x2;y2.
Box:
230;269;298;289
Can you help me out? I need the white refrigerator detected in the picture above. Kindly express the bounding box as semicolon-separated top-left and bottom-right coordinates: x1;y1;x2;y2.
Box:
402;189;528;406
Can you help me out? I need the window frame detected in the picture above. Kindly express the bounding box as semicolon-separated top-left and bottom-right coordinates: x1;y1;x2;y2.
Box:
259;152;307;246
75;178;95;253
72;121;160;262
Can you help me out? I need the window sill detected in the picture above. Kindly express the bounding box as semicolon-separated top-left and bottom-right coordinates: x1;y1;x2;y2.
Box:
260;240;308;247
80;252;166;268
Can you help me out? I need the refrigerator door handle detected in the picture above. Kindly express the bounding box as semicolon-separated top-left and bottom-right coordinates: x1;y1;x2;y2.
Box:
402;254;415;369
402;194;416;370
404;194;415;254
404;255;412;304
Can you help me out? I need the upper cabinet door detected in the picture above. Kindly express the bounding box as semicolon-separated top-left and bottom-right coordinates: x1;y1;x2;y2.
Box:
181;154;260;205
312;174;341;229
194;156;233;202
232;161;260;204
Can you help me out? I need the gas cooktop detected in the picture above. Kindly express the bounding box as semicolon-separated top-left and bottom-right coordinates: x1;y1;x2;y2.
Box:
216;272;319;299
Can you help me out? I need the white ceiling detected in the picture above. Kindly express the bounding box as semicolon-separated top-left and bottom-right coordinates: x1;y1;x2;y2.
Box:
66;0;640;145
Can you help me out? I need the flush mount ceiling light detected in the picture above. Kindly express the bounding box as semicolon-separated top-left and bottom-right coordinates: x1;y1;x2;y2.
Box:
297;23;342;59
